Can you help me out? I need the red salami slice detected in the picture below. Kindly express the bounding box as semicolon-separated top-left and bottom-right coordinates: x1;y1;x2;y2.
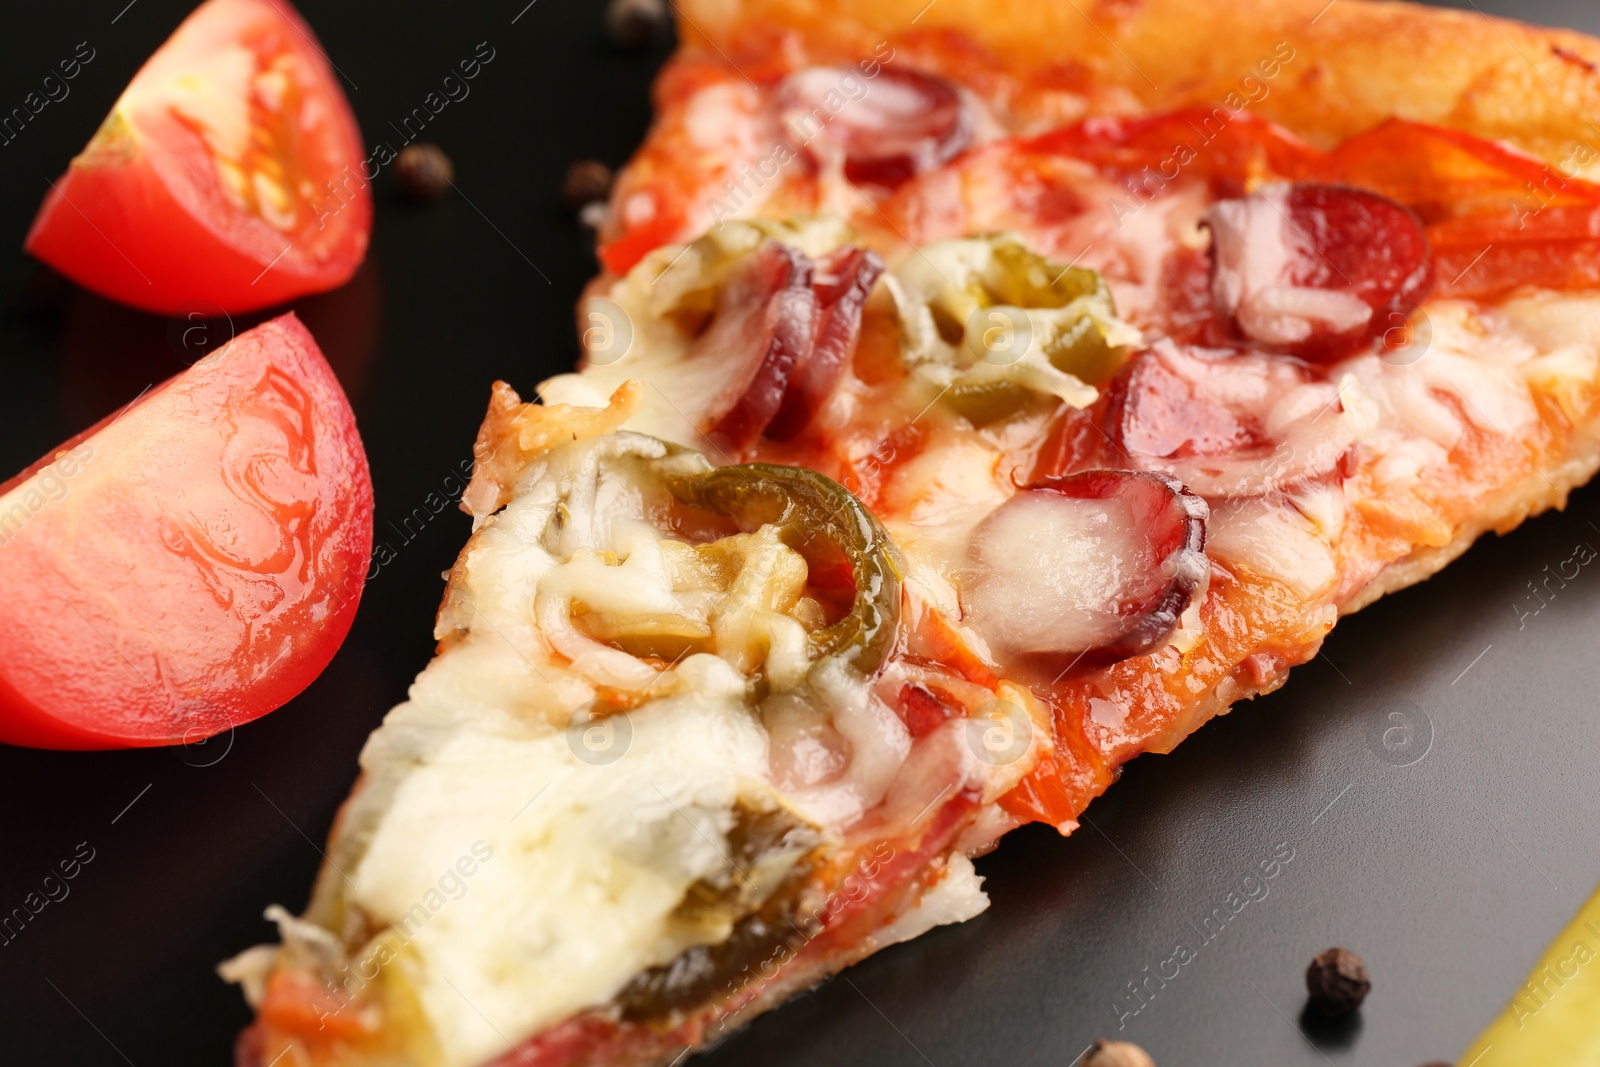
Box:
774;67;973;187
1204;183;1434;362
962;469;1208;673
1104;339;1359;498
766;246;885;440
702;241;818;453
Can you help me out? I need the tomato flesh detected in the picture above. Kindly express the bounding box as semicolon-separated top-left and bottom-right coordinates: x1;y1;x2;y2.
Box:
0;314;373;749
24;0;369;315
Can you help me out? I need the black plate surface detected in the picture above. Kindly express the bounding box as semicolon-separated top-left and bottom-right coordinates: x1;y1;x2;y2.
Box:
2;2;1598;1064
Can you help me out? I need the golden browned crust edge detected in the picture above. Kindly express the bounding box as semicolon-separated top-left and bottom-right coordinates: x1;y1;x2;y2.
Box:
460;379;642;523
678;0;1600;165
1345;422;1600;614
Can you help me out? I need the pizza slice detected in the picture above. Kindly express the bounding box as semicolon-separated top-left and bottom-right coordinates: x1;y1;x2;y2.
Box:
225;1;1600;1065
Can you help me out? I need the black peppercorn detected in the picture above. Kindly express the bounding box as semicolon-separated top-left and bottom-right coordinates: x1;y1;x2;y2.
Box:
1305;946;1371;1016
606;0;668;50
561;160;614;211
395;143;454;202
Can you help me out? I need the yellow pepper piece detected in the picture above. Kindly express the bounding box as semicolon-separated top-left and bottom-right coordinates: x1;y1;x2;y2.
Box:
1459;884;1600;1065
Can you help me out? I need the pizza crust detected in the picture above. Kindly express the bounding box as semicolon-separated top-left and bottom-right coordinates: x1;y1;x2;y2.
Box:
678;0;1600;169
1346;414;1600;614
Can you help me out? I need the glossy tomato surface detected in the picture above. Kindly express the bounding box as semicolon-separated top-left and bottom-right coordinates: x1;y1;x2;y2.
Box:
23;0;370;315
0;314;372;749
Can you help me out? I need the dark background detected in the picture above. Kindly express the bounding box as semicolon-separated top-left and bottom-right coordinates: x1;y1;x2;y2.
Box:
1;1;1597;1064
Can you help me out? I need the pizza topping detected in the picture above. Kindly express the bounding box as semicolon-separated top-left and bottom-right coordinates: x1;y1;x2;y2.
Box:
1204;183;1435;362
547;219;887;456
764;686;852;791
766;245;887;439
1205;493;1338;599
1429;205;1600;299
1105;339;1368;498
243;427;925;1064
896;682;963;738
961;470;1208;673
343;658;780;1067
615;803;822;1024
551;225;1136;447
888;234;1140;420
556;523;818;688
514;444;905;692
699;241;820;452
663;461;904;675
1318;117;1600;222
1337;300;1541;469
774;67;973;187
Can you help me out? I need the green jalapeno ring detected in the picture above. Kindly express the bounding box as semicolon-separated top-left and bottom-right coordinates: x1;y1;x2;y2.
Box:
658;459;904;676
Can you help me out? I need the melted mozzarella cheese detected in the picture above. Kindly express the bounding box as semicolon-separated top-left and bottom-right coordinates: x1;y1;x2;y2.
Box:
236;429;1006;1064
304;437;815;1064
1207;495;1338;599
352;655;767;1067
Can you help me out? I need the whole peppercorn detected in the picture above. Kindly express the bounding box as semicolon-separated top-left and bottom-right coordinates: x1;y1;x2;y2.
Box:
395;143;454;202
606;0;668;50
1305;947;1371;1016
1082;1039;1155;1067
561;160;614;211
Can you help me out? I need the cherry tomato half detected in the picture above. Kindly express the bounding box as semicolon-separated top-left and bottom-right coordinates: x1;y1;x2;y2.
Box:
24;0;370;315
0;314;373;749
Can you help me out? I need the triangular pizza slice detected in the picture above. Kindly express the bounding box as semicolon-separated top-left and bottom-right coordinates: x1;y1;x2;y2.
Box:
226;1;1600;1064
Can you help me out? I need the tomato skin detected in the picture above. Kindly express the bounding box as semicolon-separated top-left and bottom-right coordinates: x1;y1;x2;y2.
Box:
0;314;373;750
24;0;369;315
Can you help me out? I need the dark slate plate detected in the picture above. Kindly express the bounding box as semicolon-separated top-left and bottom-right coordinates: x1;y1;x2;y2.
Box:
0;1;1596;1064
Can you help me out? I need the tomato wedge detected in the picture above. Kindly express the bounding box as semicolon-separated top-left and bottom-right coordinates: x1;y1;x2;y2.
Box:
0;314;373;750
24;0;370;316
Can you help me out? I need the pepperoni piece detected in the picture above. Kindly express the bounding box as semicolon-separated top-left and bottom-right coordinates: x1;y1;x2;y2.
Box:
1029;403;1111;484
1204;183;1434;362
962;469;1208;673
1104;339;1360;498
671;240;887;455
1032;107;1317;189
1431;205;1600;298
896;683;961;738
766;246;885;441
1317;118;1600;222
701;241;818;454
773;67;973;188
1154;243;1218;344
